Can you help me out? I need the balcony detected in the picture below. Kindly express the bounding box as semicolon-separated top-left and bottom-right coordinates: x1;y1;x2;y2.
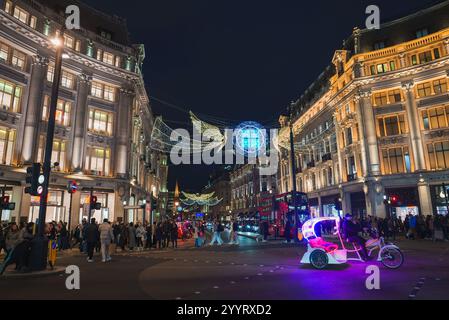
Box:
307;161;315;169
321;153;332;162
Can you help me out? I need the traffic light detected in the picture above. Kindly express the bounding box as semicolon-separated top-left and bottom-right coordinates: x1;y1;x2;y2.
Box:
25;163;43;196
151;197;158;211
67;180;78;194
90;195;101;211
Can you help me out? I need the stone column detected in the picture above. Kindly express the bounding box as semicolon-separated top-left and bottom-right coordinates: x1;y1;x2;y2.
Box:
21;55;48;164
334;114;346;184
399;53;407;69
341;190;352;215
418;179;433;216
356;89;380;176
364;181;386;218
354;96;368;177
444;38;449;56
317;194;323;217
402;81;426;171
71;74;92;172
115;88;134;178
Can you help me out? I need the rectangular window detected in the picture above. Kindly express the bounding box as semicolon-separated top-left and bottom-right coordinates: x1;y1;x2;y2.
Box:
389;61;396;71
374;92;388;106
378;114;407;137
47;65;54;82
416;28;429;38
0;43;9;62
91;82;103;99
61;71;74;89
388;89;402;103
370;65;376;76
376;63;388;74
0;126;15;165
63;35;74;49
428;141;449;170
434;48;441;59
102;52;114;65
85;147;111;176
29;16;37;29
0;79;22;113
42;95;71;127
37;136;66;172
96;49;103;61
114;56;121;68
433;79;448;95
382;147;408;174
88;108;114;136
103;85;115;102
419;51;433;64
411;55;418;66
417;82;432;97
5;0;12;14
75;40;81;52
11;49;26;70
13;6;29;24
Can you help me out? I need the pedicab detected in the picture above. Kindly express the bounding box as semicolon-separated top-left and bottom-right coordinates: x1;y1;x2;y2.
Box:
300;217;404;270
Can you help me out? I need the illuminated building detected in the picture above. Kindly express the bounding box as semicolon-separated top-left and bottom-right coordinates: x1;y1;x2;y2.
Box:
278;1;449;219
0;0;167;225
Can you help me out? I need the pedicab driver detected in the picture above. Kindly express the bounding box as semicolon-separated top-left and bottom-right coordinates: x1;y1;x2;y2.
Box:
341;214;369;261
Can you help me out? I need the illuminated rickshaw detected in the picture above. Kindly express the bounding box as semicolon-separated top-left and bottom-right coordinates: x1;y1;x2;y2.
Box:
300;217;404;270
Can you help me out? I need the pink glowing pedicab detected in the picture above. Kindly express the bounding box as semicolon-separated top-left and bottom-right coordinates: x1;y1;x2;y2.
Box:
300;217;404;270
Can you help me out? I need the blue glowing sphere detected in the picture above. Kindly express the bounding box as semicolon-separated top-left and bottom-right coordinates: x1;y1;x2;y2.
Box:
234;121;266;157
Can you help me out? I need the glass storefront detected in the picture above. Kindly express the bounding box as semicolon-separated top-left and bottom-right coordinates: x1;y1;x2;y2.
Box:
29;190;66;223
79;192;111;223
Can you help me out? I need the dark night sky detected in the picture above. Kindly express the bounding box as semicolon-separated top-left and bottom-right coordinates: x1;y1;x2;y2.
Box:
84;0;441;191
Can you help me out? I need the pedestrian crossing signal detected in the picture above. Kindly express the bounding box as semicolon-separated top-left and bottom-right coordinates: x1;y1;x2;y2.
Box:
25;163;42;196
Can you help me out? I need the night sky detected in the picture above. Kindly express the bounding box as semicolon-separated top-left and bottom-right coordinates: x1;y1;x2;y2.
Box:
84;0;441;191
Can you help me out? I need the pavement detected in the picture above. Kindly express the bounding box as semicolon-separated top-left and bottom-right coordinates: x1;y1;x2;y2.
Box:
0;235;448;300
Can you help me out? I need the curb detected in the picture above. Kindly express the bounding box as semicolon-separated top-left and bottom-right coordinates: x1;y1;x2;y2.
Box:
0;266;66;279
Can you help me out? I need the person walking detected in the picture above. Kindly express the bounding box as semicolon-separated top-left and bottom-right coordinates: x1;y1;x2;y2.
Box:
284;217;292;244
229;219;239;245
99;219;114;263
5;223;22;254
127;223;136;251
136;223;146;251
84;218;99;262
156;222;163;249
209;220;223;246
171;221;178;248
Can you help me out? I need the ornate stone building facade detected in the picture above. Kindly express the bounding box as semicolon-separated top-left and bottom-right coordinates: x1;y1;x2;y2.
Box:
0;0;166;225
278;1;449;219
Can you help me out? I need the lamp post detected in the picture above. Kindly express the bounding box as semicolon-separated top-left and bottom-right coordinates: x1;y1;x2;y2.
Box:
289;104;300;242
29;29;65;271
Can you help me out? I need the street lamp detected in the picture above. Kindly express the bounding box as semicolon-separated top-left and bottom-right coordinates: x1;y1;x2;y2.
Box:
289;103;300;242
30;29;65;271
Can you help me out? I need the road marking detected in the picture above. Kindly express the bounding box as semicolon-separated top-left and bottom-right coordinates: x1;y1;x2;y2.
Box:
244;277;249;280
176;297;182;300
257;273;263;276
409;277;426;300
230;281;236;284
213;286;219;289
195;291;201;295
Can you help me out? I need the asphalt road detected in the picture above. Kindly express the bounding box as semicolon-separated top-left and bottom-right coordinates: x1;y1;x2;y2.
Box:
0;235;448;300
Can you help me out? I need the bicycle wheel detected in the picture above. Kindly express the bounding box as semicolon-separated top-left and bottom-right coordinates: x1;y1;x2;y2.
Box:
380;247;404;269
310;250;329;269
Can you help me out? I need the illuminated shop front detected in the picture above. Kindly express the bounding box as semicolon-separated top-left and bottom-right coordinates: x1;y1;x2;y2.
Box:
29;190;67;223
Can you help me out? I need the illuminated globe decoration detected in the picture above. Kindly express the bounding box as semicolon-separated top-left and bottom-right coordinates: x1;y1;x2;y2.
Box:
233;121;266;157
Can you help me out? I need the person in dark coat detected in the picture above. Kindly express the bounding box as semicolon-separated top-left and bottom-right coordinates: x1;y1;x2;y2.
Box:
342;214;368;261
170;221;178;249
83;218;99;262
155;222;163;249
284;217;292;244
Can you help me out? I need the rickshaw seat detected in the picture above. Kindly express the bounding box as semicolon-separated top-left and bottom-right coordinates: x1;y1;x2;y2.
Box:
308;237;339;253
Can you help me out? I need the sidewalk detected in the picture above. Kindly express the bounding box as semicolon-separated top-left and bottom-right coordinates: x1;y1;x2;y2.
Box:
1;265;66;279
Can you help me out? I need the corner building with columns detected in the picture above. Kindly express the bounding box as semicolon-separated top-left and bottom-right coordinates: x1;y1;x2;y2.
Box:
278;1;449;219
0;0;166;226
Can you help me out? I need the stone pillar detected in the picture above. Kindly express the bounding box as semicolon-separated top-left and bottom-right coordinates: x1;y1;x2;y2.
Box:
354;96;368;177
115;88;134;178
21;55;48;164
71;74;91;172
365;181;386;218
317;194;323;217
444;38;449;56
341;190;352;215
399;53;407;69
70;191;81;230
356;89;380;176
334;115;346;184
402;81;426;171
418;180;433;216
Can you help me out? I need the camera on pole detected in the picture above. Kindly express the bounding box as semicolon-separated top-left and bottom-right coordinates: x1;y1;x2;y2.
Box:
25;163;44;196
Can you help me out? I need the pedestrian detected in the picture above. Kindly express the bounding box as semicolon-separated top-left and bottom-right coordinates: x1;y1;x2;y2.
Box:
151;222;157;248
209;220;223;246
284;217;292;244
156;222;163;249
229;219;239;245
171;220;178;248
84;218;99;262
99;219;114;263
127;223;136;251
145;223;152;249
5;223;22;254
136;223;146;251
